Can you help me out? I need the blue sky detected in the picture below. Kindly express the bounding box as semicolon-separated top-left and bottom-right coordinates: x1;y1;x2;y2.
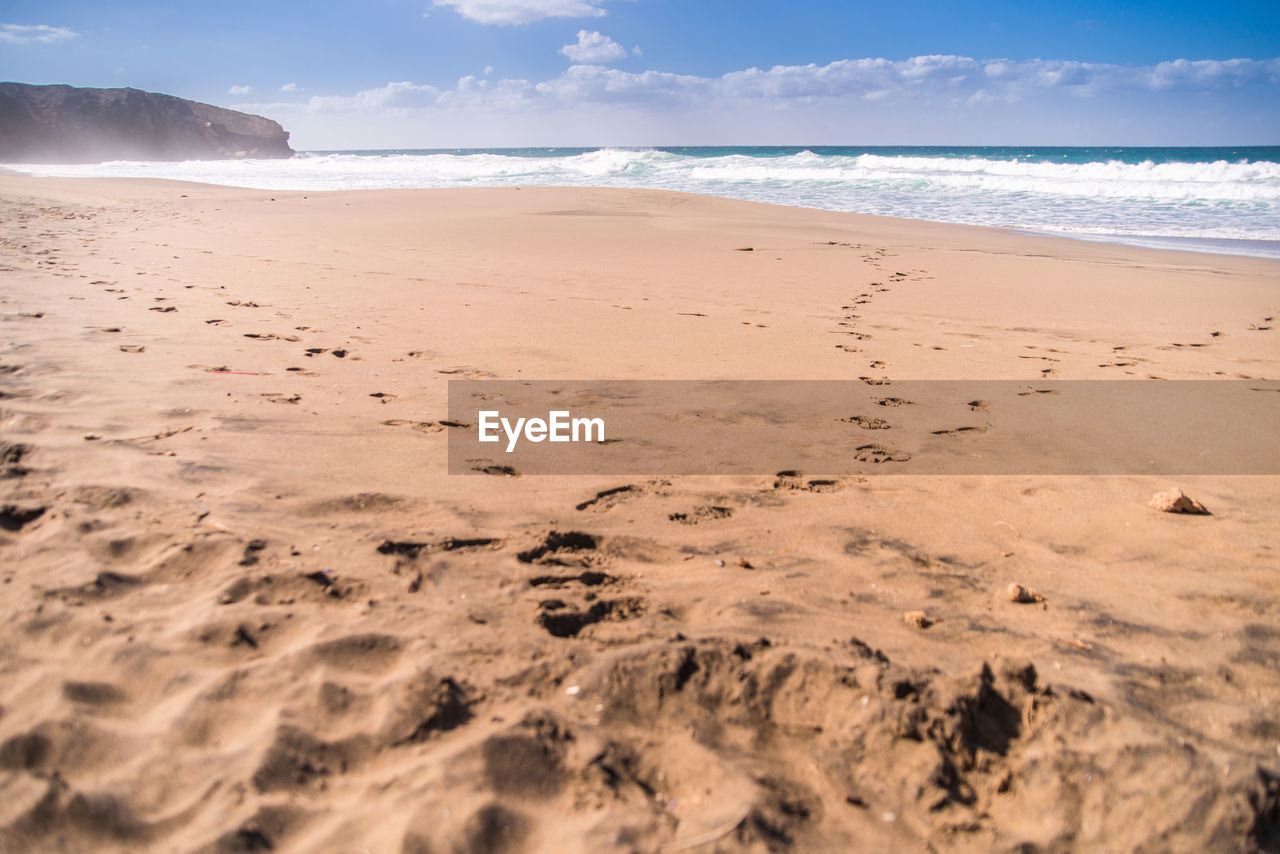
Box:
2;0;1278;147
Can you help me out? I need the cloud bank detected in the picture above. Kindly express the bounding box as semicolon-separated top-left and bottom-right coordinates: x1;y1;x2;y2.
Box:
233;54;1280;147
0;23;78;45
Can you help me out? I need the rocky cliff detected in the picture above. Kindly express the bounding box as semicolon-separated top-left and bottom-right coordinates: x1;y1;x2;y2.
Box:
0;82;295;163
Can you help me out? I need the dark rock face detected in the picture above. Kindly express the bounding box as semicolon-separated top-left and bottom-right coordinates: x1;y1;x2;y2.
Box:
0;82;295;163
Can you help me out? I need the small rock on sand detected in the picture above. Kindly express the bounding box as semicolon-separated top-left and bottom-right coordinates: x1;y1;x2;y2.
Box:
903;610;931;629
1007;583;1046;604
1148;487;1209;515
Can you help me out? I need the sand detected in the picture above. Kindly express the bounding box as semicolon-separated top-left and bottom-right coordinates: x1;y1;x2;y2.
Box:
1;174;1278;853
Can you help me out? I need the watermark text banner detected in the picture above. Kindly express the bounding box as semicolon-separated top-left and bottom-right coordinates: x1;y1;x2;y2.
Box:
447;380;1280;475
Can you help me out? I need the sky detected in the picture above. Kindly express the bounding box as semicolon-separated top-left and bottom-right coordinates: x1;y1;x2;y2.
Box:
2;0;1278;148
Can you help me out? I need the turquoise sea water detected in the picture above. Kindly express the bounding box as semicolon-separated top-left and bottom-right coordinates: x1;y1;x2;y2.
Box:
9;146;1280;258
338;145;1279;166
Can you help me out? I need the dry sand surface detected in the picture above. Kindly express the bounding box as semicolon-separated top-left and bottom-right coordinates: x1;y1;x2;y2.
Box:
1;175;1279;853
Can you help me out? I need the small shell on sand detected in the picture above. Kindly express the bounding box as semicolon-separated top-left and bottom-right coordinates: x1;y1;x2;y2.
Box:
1007;583;1046;604
903;610;931;628
1149;487;1209;515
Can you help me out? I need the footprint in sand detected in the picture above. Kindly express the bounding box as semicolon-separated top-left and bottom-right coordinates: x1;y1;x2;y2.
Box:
473;464;518;476
2;442;32;477
377;536;501;564
527;570;616;590
535;597;646;638
575;481;668;512
772;470;845;492
518;530;602;566
0;503;46;532
841;415;891;429
668;505;734;525
853;444;910;463
384;419;443;433
383;419;469;433
931;426;988;437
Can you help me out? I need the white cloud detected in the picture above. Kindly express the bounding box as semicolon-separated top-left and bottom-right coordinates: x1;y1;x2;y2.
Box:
1147;57;1280;89
536;64;710;104
559;30;628;63
280;82;298;92
431;0;608;25
228;85;253;95
304;81;445;112
0;23;78;45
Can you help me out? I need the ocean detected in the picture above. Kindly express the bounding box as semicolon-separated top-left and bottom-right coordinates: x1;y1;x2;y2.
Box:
9;146;1280;259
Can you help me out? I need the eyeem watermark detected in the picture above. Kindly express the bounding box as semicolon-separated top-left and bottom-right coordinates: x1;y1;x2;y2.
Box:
478;410;605;453
450;380;1280;475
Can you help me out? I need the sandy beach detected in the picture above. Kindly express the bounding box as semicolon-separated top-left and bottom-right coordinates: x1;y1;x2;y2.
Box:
2;174;1279;852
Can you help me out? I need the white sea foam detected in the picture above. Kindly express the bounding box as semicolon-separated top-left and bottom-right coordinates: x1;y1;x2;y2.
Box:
8;149;1279;255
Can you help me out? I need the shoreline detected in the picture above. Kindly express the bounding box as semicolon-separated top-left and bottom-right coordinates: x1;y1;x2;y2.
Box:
1010;227;1280;261
4;141;1277;262
4;168;1280;263
1;175;1278;853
